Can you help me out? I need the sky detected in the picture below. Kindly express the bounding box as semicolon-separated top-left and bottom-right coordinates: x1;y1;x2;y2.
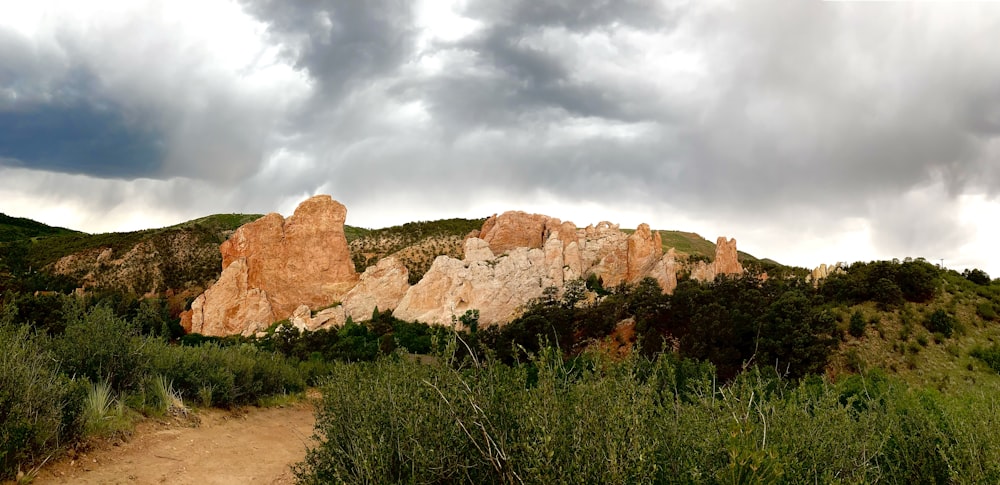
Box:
1;0;999;276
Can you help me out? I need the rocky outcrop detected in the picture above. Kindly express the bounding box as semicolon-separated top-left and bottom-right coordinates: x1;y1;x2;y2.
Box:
392;213;689;327
181;195;358;336
477;212;581;254
394;237;563;327
181;201;744;335
272;256;412;333
807;262;845;284
689;237;745;282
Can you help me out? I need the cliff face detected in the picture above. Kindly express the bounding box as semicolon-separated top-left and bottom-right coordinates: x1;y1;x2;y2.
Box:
180;199;745;335
181;196;358;336
392;214;684;327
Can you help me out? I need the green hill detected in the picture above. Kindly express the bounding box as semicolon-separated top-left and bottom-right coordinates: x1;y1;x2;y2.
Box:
0;213;79;243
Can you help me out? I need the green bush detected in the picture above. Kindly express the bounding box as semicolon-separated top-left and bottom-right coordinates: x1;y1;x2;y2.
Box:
0;320;84;479
51;306;150;392
849;310;866;338
148;341;304;408
977;303;998;321
924;309;956;338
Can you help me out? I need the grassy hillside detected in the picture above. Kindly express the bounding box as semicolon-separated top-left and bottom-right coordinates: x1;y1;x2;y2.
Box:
827;269;1000;390
0;213;79;243
0;214;263;295
24;213;262;270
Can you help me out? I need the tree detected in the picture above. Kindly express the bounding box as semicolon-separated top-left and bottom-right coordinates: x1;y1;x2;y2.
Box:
963;268;991;286
849;310;866;338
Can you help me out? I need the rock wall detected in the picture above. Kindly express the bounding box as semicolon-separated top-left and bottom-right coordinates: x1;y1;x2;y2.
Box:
393;213;686;327
181;195;358;336
288;257;411;331
181;201;743;335
807;262;845;285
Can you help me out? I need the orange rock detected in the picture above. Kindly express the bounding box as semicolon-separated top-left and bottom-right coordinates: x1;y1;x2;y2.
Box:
181;195;358;336
714;237;743;276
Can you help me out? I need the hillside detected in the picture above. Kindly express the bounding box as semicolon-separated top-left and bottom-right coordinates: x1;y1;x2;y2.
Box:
0;214;263;296
0;213;79;243
5;211;783;297
826;268;1000;390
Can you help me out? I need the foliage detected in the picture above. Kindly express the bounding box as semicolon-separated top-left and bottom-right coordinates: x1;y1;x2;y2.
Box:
146;341;304;408
0;212;79;243
971;344;1000;374
297;340;1000;484
82;380;131;438
977;302;998;321
52;306;150;393
963;268;992;286
924;309;955;338
820;259;941;307
0;313;84;480
849;310;866;338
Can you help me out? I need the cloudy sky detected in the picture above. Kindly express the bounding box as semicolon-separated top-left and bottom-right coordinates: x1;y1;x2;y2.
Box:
1;0;999;275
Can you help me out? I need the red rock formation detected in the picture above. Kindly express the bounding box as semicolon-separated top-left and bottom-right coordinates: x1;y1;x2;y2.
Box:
626;224;663;282
477;211;581;255
181;195;358;336
689;236;745;283
714;237;743;276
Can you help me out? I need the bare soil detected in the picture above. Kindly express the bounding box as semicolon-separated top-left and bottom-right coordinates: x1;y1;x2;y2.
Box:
32;403;316;485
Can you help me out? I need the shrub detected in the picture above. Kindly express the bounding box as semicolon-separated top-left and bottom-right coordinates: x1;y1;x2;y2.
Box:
977;303;998;321
51;306;150;392
848;310;866;338
0;321;84;479
298;346;1000;484
924;309;955;338
148;341;304;408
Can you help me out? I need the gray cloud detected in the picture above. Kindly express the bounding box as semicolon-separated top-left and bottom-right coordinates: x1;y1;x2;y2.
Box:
3;0;1000;273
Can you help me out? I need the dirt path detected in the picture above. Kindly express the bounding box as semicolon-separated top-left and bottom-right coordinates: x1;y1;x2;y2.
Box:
33;403;316;485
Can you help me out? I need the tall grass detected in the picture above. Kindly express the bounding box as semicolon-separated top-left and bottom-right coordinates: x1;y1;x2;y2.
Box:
81;380;131;438
296;337;1000;484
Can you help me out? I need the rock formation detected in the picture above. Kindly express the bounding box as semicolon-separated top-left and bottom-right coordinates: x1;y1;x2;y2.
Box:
181;195;358;336
689;237;745;282
181;200;745;335
392;212;689;327
807;262;845;285
288;256;412;331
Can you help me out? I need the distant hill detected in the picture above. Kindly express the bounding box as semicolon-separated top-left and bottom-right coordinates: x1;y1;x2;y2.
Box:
0;213;79;243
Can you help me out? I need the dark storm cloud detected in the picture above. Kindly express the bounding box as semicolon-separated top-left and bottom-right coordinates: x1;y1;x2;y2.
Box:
0;69;164;178
0;7;295;186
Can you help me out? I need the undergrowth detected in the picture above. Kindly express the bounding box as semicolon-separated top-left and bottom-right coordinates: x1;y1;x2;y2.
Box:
297;335;1000;484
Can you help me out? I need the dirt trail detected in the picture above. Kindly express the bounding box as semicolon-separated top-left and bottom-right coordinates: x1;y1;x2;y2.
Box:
33;403;316;485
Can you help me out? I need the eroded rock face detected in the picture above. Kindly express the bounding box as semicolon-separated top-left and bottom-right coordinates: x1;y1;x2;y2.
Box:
689;237;745;283
181;195;358;336
393;238;561;327
182;202;742;335
392;215;687;327
478;211;576;255
341;256;410;322
262;257;412;333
